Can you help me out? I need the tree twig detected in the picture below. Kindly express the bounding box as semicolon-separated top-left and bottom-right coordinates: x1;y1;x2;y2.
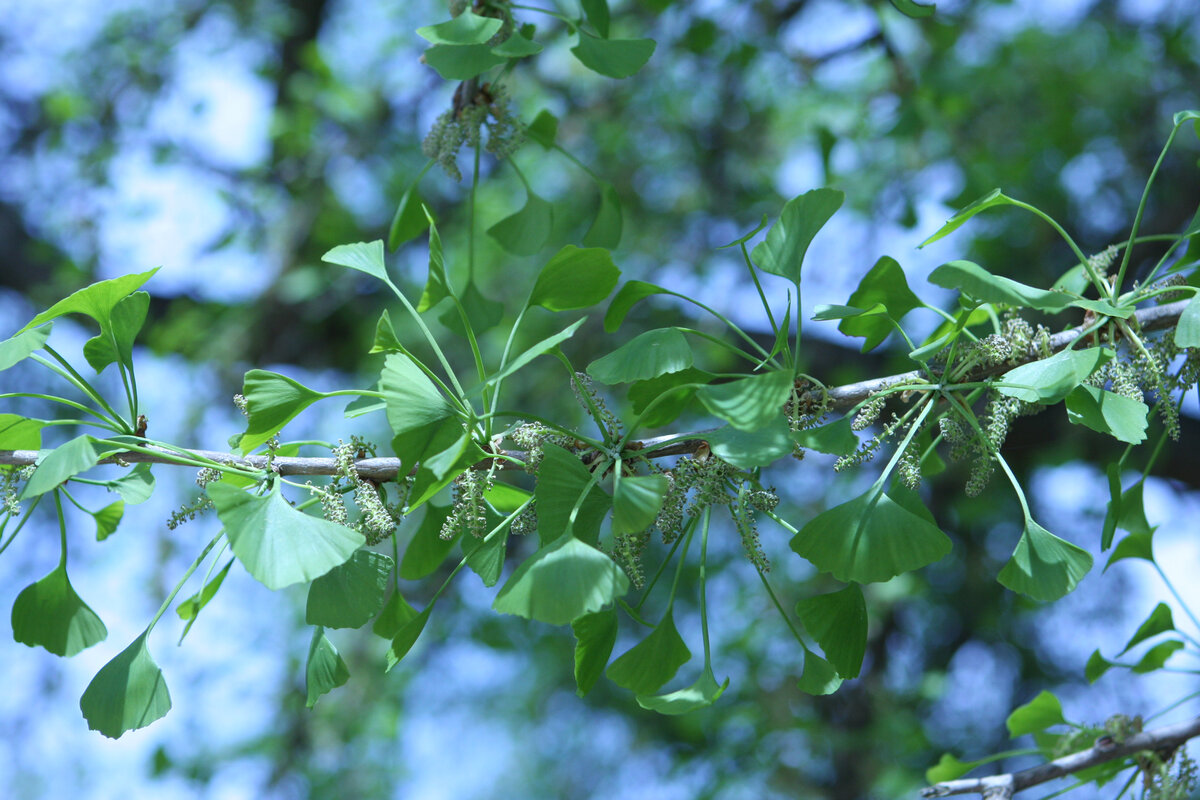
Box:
0;299;1190;481
921;714;1200;798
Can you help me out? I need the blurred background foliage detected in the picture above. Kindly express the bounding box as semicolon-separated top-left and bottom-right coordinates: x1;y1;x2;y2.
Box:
1;0;1199;798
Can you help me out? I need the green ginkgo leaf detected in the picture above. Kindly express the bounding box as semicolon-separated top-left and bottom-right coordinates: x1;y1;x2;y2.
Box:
612;474;668;535
306;549;394;629
207;481;364;591
997;518;1092;602
21;435;108;499
385;606;433;670
795;583;867;678
387;183;431;250
488;191;553;255
790;484;951;583
1119;603;1174;655
533;444;612;546
797;648;842;695
19;269;159;336
606;610;690;695
571;35;656;79
305;627;350;708
573;607;618;697
637;667;729;714
751;188;844;287
417;214;450;312
0;413;45;449
702;418;794;469
493;535;629;626
322;240;390;285
416;10;502;44
372;589;420;640
929;260;1074;312
399;504;457;580
1005;690;1065;737
697;369;793;431
82;290;149;372
79;632;172;739
238;370;333;453
529;245;620;312
995;347;1111;404
0;323;51;372
93;499;124;541
587;327;693;384
583;181;622;248
176;557;234;643
839;256;924;351
12;564;107;656
1064;384;1148;444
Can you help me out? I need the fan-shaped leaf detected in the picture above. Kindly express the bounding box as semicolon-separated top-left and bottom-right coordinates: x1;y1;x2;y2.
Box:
79;632;171;739
493;535;629;626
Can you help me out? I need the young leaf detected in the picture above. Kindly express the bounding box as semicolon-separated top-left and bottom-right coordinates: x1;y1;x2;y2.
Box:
1132;640;1184;673
890;0;935;18
305;627;350;708
0;413;45;449
370;309;404;354
606;611;691;695
580;0;610;37
926;754;987;784
79;632;172;739
795;583;867;678
11;564;108;656
21;435;108;499
18;269;159;336
1119;603;1174;655
479;318;586;388
628;367;711;427
997;518;1092;602
381;353;456;466
583;181;623;249
464;524;509;587
1064;385;1148;444
637;668;729;715
797;648;842;695
416;11;503;44
995;347;1111;404
484;481;532;513
604;280;669;332
399;504;457;580
534;444;612;546
82;290;149;372
920;189;1011;248
488;191;554;256
702;417;794;469
573;607;618;697
322;240;389;285
697;369;793;432
750;188;844;287
238;370;333;453
612;474;668;535
790;485;951;583
792;417;858;456
305;549;394;629
417;215;450;312
838;256;923;351
93;499;124;541
492;535;629;625
1006;690;1066;737
423;44;506;80
1175;294;1200;347
107;463;155;505
207;481;365;591
529;245;620;311
372;589;420;640
570;35;656;79
587;327;693;384
0;323;51;372
491;30;542;58
526;109;558;149
928;260;1074;312
385;606;433;670
387;183;431;250
1104;532;1154;571
439;280;505;338
176;557;234;641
